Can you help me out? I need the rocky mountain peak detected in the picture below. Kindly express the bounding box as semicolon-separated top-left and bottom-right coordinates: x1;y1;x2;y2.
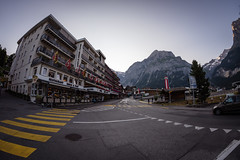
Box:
232;18;240;49
148;50;175;59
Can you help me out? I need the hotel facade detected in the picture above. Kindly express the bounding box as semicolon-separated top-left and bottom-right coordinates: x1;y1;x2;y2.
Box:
8;14;122;103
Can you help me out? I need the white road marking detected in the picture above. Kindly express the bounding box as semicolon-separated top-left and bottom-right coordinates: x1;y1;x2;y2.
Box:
209;128;218;132
184;124;193;128
223;129;232;134
174;122;182;126
165;121;173;123
195;126;204;130
82;107;114;112
158;119;165;122
151;117;157;120
215;139;240;160
238;130;240;133
73;117;150;124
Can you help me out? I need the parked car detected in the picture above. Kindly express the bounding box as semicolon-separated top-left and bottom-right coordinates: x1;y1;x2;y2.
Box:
213;94;240;115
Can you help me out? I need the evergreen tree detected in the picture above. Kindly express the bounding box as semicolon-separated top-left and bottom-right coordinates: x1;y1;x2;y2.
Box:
190;60;210;103
0;45;7;67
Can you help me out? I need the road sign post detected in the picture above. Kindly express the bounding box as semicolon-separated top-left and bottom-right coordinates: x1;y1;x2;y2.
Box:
189;76;197;105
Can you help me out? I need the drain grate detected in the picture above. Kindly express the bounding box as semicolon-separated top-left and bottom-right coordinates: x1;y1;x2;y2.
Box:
65;134;82;141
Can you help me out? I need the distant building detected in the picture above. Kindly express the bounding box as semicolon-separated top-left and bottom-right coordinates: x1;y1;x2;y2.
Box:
8;14;122;103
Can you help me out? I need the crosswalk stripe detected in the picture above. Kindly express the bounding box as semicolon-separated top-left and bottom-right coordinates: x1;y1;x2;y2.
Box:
51;109;80;114
0;126;51;142
42;111;77;115
36;113;74;118
27;115;71;121
15;117;66;126
1;120;60;133
0;139;37;158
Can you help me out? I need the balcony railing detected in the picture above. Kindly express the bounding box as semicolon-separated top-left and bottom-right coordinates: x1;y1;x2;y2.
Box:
45;24;76;50
41;34;75;59
83;46;105;68
37;46;67;65
31;56;83;79
81;54;105;76
36;46;53;58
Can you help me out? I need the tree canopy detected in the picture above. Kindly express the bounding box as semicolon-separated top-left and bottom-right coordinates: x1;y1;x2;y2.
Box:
190;60;210;103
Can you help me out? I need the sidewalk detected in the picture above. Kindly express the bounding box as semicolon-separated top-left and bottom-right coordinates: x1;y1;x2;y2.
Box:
139;98;214;112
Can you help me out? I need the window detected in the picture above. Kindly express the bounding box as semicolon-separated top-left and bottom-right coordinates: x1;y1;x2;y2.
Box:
22;60;24;66
15;73;17;80
36;34;39;40
78;80;82;86
74;79;77;85
33;67;37;75
18;72;20;79
32;45;35;51
29;55;32;63
24;68;28;78
69;77;73;83
63;75;68;82
56;73;62;80
48;70;55;78
31;83;37;96
24;51;26;57
42;67;47;76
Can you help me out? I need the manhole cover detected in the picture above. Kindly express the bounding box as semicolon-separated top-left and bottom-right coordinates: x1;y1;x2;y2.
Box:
65;134;82;141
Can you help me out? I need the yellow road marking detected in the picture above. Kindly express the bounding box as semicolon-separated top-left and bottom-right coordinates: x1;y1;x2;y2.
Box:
36;113;74;118
0;126;51;142
104;105;116;107
0;139;36;158
15;117;66;126
50;109;80;113
42;111;77;115
1;120;60;133
27;115;71;121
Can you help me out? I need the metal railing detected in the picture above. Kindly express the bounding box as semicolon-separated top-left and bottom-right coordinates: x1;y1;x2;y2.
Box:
41;34;75;59
36;46;54;58
45;24;76;50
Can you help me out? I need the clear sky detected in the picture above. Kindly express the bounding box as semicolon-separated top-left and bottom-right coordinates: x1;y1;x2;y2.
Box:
0;0;239;72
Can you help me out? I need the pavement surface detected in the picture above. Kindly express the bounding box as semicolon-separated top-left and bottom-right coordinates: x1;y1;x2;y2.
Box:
0;90;240;160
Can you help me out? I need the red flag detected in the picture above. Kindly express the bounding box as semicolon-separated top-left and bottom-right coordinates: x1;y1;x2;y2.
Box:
164;76;169;89
65;59;71;70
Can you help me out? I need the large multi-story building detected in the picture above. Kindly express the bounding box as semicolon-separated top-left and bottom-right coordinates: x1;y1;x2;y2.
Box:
8;14;122;103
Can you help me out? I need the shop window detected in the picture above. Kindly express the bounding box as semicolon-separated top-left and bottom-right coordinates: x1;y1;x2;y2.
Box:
74;79;77;85
31;83;37;96
78;80;82;86
42;67;47;76
48;70;55;78
69;77;73;83
56;73;62;80
63;75;68;82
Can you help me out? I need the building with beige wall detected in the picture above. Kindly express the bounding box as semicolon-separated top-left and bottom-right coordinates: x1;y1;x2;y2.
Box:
8;14;122;103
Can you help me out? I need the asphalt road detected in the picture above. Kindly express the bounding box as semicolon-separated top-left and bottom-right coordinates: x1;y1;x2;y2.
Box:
0;92;240;160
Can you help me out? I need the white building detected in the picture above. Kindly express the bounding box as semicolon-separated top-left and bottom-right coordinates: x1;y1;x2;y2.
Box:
8;14;122;103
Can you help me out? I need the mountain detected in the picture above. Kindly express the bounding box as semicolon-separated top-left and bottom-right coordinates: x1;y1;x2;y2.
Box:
210;18;240;88
114;71;125;84
203;49;229;78
120;50;191;88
